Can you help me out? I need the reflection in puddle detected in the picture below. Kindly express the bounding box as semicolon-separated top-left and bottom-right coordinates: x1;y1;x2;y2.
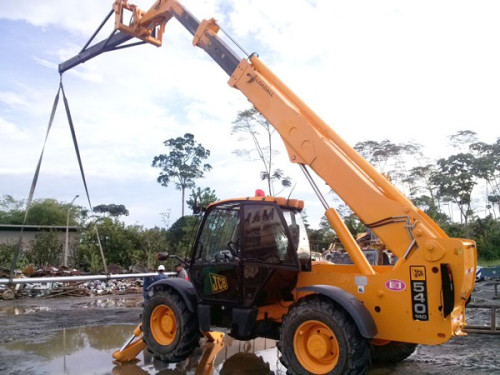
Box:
116;337;284;375
1;324;427;375
0;296;142;316
0;325;286;375
75;297;142;309
0;305;53;316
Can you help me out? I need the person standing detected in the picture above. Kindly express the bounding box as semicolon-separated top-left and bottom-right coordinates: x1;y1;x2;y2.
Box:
143;265;168;302
155;264;168;282
176;264;189;280
142;274;153;302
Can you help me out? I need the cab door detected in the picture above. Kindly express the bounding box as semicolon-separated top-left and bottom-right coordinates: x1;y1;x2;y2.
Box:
190;202;243;305
240;202;301;307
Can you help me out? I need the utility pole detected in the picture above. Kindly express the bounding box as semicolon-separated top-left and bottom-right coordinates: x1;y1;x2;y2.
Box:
64;195;79;267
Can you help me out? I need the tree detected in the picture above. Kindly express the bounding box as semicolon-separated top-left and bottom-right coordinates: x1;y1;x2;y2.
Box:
343;213;366;237
187;187;218;214
167;215;200;258
470;138;500;218
354;139;422;193
307;216;336;252
232;108;291;195
79;218;144;271
404;164;443;219
448;130;478;149
432;153;477;225
93;204;129;217
470;215;500;260
152;133;212;217
0;196;84;226
140;227;169;270
0;195;24;211
260;169;292;193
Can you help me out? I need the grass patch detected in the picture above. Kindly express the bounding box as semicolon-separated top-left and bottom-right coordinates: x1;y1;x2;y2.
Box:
478;259;500;267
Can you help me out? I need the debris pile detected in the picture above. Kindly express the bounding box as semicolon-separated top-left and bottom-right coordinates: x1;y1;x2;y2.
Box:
25;265;82;278
4;278;144;299
1;265;147;299
81;279;143;296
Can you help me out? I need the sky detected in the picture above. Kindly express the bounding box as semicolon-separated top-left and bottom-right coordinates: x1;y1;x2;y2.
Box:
0;0;499;229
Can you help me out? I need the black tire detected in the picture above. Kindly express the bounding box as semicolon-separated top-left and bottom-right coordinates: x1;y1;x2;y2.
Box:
279;295;371;375
142;290;199;362
371;341;417;363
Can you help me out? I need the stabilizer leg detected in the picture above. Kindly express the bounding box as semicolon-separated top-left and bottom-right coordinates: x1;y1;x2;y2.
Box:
113;324;147;363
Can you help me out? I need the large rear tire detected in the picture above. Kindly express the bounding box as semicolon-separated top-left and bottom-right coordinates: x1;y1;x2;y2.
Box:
279;296;371;375
142;290;199;362
371;340;417;363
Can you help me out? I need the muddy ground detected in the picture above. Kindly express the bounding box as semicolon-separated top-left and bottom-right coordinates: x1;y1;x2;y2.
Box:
0;282;498;375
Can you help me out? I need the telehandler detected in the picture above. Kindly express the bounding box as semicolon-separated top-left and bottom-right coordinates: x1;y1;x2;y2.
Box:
60;1;477;373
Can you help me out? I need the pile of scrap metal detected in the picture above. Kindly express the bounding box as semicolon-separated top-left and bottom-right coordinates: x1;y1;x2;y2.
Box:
7;265;86;298
82;279;143;296
0;264;147;299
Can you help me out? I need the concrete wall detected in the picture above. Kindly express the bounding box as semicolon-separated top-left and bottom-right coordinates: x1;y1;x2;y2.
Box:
0;225;79;263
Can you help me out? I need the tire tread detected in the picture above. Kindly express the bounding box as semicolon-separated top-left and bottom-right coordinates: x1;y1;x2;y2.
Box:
279;295;371;374
143;290;199;362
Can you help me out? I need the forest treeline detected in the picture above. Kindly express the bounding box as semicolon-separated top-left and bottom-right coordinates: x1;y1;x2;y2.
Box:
349;131;499;260
0;130;498;272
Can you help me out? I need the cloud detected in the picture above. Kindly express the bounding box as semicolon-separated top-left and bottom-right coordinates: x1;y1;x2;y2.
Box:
0;91;28;108
1;0;500;229
0;116;28;140
0;1;118;34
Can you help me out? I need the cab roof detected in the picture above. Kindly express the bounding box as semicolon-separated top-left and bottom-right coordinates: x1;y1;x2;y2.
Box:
208;196;304;211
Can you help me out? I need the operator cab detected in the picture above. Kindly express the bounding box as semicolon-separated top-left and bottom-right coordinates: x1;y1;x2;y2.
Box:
189;197;310;308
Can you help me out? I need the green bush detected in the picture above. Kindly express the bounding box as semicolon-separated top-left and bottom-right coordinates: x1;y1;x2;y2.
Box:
0;243;27;269
26;231;63;267
470;216;500;261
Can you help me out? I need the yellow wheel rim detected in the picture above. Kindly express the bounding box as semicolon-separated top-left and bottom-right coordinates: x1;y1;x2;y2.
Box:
151;305;177;346
294;320;340;374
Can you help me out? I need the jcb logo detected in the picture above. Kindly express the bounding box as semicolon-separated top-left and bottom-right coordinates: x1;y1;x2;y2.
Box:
209;273;228;294
411;266;426;281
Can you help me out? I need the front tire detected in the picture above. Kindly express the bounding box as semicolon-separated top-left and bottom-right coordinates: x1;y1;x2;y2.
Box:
280;296;371;374
142;290;199;362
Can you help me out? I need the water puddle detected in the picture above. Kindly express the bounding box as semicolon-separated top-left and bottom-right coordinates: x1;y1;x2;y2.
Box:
0;325;285;375
1;323;497;375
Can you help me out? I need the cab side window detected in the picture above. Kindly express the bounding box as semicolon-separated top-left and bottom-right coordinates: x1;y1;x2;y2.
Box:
195;205;240;262
243;204;291;264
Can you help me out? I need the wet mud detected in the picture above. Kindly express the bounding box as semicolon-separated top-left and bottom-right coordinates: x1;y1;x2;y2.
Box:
0;285;499;375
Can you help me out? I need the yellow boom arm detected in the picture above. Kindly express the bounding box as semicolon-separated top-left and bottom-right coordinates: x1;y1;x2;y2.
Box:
97;0;475;276
59;1;477;343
